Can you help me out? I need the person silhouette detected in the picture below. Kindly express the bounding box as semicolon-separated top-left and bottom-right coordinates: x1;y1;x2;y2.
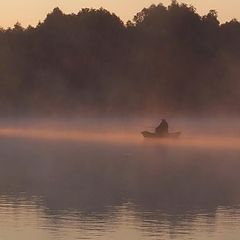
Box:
155;119;169;135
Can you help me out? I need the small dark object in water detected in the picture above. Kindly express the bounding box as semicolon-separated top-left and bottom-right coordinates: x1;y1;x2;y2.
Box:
141;131;181;139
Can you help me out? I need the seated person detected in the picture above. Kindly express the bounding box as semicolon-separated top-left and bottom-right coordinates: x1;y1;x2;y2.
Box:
155;119;168;135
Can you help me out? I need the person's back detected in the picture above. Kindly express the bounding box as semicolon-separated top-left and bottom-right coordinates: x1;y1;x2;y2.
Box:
155;119;169;135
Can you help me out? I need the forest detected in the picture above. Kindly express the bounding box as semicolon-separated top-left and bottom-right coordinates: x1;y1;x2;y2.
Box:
0;0;240;116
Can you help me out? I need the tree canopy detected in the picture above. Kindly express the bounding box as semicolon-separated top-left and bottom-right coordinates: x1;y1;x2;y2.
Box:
0;1;239;116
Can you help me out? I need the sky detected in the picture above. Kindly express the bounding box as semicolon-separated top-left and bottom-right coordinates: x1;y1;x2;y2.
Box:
0;0;240;28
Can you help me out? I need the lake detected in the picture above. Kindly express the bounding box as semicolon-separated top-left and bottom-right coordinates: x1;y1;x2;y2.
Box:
0;118;240;240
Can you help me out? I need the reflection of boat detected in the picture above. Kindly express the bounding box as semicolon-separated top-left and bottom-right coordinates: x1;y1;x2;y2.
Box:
141;131;181;139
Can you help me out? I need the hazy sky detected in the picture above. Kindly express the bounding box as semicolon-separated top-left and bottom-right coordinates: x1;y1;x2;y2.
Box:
1;0;240;28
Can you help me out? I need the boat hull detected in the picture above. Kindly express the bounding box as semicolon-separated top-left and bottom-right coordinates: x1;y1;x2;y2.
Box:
141;131;181;139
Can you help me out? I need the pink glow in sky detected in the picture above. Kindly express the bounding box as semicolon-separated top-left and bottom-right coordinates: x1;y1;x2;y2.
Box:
0;0;239;28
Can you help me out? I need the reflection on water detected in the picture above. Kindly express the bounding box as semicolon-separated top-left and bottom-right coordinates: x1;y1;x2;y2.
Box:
0;125;240;239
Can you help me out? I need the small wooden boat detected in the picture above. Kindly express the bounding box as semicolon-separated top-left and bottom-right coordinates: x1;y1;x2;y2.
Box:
141;131;181;139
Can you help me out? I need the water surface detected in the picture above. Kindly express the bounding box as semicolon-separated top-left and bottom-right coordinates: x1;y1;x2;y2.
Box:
0;119;240;240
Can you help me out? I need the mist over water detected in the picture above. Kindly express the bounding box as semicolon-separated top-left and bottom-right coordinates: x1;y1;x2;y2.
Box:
1;2;240;239
0;116;239;149
0;116;240;240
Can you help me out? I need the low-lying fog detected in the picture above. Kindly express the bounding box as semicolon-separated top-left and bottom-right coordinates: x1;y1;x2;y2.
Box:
0;116;240;240
0;116;239;149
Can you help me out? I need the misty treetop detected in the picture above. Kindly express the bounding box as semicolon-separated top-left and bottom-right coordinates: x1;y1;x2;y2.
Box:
0;1;239;115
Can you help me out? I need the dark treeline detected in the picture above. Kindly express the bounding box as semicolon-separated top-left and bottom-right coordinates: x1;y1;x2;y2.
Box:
0;1;240;116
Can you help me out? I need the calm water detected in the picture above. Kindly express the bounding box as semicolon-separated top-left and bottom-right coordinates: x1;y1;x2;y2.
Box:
0;122;240;240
